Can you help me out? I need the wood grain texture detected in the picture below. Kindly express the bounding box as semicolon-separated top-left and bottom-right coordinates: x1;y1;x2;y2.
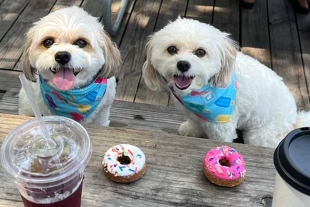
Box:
0;0;57;70
186;0;214;24
0;113;275;207
241;0;271;68
213;0;239;42
299;31;310;106
115;0;162;102
81;0;106;18
295;7;310;32
154;0;188;31
111;0;136;46
268;0;310;110
51;0;82;11
0;70;21;90
0;0;28;41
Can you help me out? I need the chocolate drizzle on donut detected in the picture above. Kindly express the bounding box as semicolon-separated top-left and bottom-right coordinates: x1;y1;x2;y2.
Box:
219;158;230;167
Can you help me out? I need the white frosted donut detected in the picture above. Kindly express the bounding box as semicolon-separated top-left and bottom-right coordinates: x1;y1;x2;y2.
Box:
102;144;146;182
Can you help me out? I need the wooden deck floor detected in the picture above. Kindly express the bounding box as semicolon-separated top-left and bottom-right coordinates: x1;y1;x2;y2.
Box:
0;0;310;110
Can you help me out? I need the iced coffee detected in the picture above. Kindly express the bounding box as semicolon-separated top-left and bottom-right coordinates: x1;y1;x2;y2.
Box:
1;116;92;207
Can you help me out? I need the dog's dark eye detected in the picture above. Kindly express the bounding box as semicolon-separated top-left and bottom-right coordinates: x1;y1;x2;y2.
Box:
43;38;54;48
194;48;206;57
74;39;87;48
167;46;178;55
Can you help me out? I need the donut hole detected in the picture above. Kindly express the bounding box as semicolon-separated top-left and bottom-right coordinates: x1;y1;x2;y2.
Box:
219;158;230;167
117;155;131;165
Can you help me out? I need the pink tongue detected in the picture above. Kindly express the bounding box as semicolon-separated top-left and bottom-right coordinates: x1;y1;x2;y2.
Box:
53;68;75;90
174;76;192;89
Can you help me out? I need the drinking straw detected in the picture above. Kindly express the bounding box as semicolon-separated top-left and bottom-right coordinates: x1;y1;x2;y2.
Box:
19;74;57;148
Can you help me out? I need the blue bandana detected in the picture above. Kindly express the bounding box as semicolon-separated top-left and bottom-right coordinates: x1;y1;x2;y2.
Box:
40;76;108;122
169;74;237;123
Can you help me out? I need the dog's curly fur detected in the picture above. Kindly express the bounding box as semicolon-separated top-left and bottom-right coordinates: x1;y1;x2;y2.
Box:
18;6;121;126
143;17;310;148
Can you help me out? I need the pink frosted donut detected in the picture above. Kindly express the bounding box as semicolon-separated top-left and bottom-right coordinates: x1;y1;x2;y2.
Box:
203;146;246;187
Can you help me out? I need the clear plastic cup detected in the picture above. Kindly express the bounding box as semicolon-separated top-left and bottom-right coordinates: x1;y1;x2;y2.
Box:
272;127;310;207
1;116;92;207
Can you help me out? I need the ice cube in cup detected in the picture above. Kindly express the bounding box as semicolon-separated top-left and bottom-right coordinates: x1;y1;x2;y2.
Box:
272;127;310;207
1;116;92;207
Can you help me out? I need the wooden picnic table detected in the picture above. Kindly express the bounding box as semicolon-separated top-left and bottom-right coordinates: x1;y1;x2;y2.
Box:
0;113;274;207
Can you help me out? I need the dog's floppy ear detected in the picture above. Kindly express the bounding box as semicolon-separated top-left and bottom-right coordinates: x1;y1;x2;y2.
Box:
211;32;239;87
22;27;37;82
142;37;161;91
100;30;121;77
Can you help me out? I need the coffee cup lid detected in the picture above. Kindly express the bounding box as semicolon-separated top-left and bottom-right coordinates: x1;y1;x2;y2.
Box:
274;127;310;195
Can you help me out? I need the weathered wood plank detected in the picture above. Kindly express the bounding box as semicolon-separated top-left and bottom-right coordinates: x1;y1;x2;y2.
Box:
0;69;21;90
81;0;132;46
51;0;82;11
112;14;130;48
0;113;275;207
110;0;136;14
0;0;29;41
0;0;57;70
299;31;310;106
212;0;239;42
296;4;310;103
110;0;136;46
135;81;170;106
241;0;271;68
268;0;310;110
0;92;4;100
0;88;20;113
0;88;185;134
115;0;162;102
81;0;106;18
295;9;310;32
186;0;214;24
154;0;188;31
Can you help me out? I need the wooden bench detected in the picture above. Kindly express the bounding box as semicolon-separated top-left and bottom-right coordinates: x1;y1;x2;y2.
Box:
0;113;274;207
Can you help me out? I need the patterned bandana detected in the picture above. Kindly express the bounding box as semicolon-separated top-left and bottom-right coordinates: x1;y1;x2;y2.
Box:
169;73;237;123
40;75;108;122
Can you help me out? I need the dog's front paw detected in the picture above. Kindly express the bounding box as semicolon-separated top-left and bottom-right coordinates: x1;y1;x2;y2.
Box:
178;121;204;138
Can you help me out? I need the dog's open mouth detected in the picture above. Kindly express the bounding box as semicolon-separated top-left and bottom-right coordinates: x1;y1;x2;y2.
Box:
174;75;195;90
50;67;80;91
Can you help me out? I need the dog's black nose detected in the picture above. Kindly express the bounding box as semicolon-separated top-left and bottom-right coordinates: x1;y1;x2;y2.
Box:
177;61;191;72
55;51;71;64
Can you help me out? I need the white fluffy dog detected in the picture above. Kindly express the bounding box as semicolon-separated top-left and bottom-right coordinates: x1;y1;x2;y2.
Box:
18;6;121;126
143;17;310;148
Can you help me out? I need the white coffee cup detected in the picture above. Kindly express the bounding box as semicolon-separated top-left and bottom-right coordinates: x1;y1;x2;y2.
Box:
272;128;310;207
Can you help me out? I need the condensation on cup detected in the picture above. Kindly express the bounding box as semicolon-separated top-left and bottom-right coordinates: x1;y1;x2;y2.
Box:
272;127;310;207
1;116;92;207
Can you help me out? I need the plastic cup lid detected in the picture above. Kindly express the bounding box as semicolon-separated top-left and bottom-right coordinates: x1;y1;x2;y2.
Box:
1;116;92;188
274;127;310;195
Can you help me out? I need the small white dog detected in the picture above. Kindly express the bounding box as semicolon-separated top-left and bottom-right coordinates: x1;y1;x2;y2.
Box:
18;6;121;126
143;17;310;148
